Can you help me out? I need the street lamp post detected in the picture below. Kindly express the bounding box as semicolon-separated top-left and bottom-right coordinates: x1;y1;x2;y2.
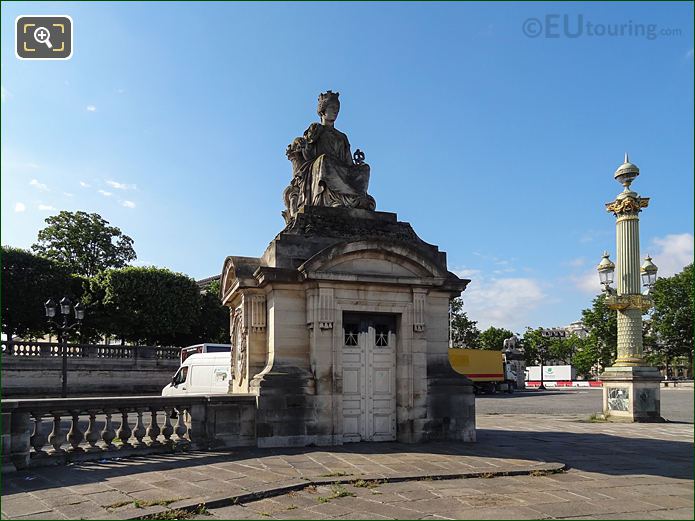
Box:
597;154;662;422
45;297;85;398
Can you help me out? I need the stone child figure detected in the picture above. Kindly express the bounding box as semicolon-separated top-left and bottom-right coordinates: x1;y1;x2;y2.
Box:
283;91;376;223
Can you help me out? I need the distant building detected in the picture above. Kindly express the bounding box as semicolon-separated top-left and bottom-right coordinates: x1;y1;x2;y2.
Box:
196;275;221;291
564;320;589;339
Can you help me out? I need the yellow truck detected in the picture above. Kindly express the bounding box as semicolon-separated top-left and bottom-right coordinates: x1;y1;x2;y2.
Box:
448;348;517;394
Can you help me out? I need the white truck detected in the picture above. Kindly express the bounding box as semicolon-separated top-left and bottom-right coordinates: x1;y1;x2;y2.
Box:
179;343;231;364
162;353;231;396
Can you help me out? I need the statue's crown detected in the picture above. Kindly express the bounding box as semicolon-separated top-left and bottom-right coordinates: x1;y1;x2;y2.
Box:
318;90;340;104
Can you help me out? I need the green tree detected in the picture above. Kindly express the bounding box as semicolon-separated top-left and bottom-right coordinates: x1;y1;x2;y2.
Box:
521;327;546;365
650;264;694;378
581;293;618;371
180;279;230;345
1;246;83;339
449;297;480;347
97;267;200;345
572;337;599;378
32;211;136;277
478;326;515;351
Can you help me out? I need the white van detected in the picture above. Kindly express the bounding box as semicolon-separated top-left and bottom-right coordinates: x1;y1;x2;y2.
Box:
162;353;231;396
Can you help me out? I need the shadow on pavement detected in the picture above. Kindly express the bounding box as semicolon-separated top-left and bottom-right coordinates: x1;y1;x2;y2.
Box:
476;428;693;480
475;390;589;399
2;427;692;497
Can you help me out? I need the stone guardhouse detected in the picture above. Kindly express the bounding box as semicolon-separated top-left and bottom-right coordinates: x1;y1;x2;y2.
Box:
220;91;474;447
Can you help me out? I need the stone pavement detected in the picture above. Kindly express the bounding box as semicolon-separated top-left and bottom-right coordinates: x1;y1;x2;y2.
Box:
1;413;692;520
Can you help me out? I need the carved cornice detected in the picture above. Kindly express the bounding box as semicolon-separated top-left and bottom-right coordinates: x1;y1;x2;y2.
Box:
605;195;649;217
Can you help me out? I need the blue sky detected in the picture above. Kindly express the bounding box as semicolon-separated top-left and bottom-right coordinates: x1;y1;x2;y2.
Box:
2;1;693;333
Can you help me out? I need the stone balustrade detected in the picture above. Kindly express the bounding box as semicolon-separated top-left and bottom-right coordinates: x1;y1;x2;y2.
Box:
2;394;257;472
1;340;180;360
2;341;182;397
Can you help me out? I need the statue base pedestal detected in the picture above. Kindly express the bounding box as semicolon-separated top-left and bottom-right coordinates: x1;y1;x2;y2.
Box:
601;366;663;422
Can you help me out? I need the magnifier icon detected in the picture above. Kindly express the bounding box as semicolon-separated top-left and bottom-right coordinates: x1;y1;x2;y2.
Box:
33;26;53;49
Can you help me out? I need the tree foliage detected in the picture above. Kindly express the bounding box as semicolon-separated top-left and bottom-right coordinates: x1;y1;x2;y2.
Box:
571;338;599;378
32;211;136;277
449;297;480;347
179;279;230;345
1;246;83;339
520;327;581;366
96;267;200;345
649;264;694;377
580;293;618;370
478;326;515;351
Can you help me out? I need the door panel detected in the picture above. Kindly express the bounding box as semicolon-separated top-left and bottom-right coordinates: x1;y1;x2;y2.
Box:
342;314;397;442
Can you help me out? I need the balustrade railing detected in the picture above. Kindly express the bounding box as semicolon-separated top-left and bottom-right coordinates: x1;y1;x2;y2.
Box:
2;395;257;472
1;340;180;360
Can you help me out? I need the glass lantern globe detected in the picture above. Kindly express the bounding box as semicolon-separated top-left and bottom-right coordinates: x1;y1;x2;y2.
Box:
60;297;72;315
597;251;615;287
45;299;57;318
641;256;658;287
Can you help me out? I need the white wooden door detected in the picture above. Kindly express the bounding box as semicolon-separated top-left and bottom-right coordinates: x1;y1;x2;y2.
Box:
342;315;396;442
342;322;365;442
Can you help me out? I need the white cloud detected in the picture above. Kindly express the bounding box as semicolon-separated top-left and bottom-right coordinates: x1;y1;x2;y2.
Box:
79;181;91;188
454;268;546;332
572;269;601;295
571;233;694;294
63;192;74;197
29;179;49;191
1;85;10;103
98;190;113;197
120;200;136;208
38;204;56;211
106;180;136;190
649;233;694;277
14;202;26;213
86;105;97;112
116;88;125;94
4;160;39;170
566;257;587;268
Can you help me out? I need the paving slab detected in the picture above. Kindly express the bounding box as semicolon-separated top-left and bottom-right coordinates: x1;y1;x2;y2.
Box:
3;413;693;520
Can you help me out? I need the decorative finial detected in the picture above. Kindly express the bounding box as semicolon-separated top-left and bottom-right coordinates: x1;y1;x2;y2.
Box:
614;153;640;188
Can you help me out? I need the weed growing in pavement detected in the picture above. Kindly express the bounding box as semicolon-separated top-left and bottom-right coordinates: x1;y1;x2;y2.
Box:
134;498;186;509
352;479;381;489
320;471;350;477
105;500;133;509
140;504;209;520
588;412;610;422
106;497;187;510
317;484;356;503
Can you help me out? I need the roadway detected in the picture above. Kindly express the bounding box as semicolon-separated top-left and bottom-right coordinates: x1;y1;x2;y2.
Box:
476;387;694;423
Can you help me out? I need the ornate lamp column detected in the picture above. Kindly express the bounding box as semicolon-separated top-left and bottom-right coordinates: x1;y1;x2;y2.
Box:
599;154;662;422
